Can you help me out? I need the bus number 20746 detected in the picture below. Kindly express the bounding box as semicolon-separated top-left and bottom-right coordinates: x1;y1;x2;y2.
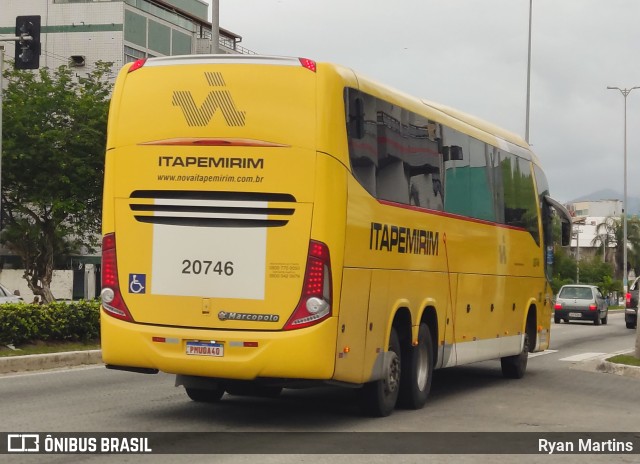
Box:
181;259;234;276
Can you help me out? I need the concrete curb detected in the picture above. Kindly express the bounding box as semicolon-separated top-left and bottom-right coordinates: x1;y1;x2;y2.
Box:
0;350;103;374
595;350;640;379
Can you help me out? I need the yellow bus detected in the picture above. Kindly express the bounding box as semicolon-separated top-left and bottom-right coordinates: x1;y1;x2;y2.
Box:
101;55;571;417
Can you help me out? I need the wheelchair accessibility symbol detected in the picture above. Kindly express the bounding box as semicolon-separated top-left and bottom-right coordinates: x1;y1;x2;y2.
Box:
129;274;146;294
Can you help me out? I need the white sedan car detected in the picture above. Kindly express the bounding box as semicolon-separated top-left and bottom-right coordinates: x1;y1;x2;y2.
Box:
0;283;23;304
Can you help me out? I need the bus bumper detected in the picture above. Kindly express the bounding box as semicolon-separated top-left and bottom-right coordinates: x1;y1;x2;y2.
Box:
100;311;338;380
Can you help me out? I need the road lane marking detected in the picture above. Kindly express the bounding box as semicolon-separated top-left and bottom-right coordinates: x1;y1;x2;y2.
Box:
528;349;558;358
559;352;605;362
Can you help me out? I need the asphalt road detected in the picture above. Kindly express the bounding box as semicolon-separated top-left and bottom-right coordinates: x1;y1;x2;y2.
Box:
1;311;638;463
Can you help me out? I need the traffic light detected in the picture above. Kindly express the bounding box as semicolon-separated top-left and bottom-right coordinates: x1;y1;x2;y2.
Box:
14;15;41;70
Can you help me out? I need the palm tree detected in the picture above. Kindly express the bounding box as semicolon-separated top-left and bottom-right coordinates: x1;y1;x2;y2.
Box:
591;216;619;271
591;215;640;281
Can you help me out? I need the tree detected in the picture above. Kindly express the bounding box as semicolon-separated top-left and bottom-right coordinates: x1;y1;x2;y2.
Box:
591;215;640;282
1;62;113;303
550;247;621;297
550;246;577;294
591;216;618;266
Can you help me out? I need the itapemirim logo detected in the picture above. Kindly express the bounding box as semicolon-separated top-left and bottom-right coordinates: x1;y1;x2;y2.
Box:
172;72;246;127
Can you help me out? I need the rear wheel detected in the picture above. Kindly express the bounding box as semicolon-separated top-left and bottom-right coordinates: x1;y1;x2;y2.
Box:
501;333;529;379
627;321;637;329
554;316;561;324
360;327;401;417
185;386;225;403
398;323;433;410
594;314;602;326
602;313;608;325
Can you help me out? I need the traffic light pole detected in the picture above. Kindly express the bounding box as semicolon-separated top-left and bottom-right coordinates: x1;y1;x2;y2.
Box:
0;31;38;223
0;45;4;223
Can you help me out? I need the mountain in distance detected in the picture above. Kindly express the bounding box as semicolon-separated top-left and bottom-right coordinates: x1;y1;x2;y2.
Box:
570;189;640;216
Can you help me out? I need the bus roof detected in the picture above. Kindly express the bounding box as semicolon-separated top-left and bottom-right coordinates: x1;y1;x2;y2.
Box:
129;54;539;164
422;100;530;150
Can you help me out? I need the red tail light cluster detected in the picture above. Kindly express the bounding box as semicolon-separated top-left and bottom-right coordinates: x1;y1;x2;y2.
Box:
101;233;134;321
588;304;597;311
299;58;317;72
127;58;147;73
554;303;562;310
283;240;332;330
626;293;632;308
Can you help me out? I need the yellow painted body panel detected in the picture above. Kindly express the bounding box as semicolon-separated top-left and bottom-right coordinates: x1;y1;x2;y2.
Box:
334;268;371;383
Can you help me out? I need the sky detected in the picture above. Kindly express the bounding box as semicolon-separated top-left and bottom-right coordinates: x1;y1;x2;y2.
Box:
206;0;640;203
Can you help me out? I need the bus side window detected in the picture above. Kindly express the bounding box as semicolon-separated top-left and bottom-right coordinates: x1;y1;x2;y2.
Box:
377;157;409;204
353;158;377;197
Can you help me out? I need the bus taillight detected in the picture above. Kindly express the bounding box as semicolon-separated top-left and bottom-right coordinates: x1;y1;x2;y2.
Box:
100;233;134;322
127;58;147;73
299;58;317;72
284;240;332;330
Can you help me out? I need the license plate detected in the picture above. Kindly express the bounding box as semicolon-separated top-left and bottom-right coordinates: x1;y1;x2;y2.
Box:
186;341;224;357
569;312;582;318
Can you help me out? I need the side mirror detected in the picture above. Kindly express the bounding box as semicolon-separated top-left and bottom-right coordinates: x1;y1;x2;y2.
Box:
544;195;573;247
13;290;20;296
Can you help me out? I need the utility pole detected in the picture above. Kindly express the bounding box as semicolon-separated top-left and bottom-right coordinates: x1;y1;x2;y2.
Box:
607;86;640;293
575;228;580;284
210;0;220;54
0;45;4;225
525;0;532;143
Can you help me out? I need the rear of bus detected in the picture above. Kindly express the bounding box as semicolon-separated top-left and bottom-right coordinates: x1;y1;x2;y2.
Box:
101;56;349;384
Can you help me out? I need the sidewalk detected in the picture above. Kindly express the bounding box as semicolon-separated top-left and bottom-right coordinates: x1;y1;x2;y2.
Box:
1;349;639;378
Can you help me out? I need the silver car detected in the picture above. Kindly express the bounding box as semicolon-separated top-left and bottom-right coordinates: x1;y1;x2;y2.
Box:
0;283;23;304
554;284;608;325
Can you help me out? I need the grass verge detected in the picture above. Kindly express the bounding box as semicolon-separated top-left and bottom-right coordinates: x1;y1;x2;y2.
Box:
0;340;100;357
607;353;640;367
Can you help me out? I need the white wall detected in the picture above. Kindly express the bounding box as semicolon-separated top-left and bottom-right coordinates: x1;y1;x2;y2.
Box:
0;269;73;302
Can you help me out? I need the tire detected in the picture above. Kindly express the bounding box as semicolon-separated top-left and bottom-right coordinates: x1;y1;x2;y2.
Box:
594;313;602;326
398;323;433;410
602;313;608;325
554;316;560;324
627;321;637;329
185;386;225;403
501;333;529;379
360;327;401;417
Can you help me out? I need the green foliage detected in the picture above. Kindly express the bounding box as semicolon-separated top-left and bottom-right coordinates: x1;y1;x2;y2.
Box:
550;247;621;295
0;62;113;302
598;275;622;296
579;258;614;286
0;300;100;345
550;247;576;294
